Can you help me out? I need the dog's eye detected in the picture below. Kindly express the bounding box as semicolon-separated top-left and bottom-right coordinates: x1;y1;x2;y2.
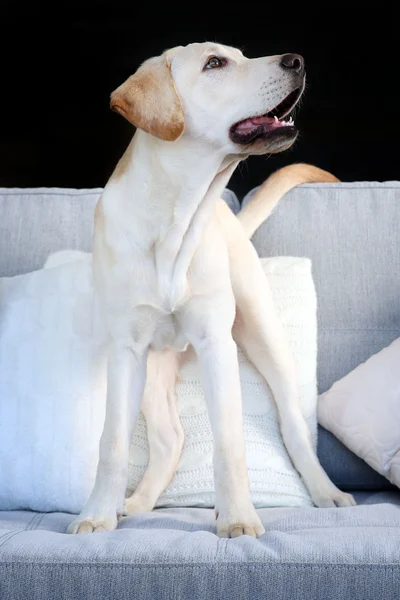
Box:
204;56;226;70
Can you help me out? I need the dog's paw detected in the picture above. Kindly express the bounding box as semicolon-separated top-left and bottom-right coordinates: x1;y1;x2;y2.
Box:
216;505;265;538
123;495;154;516
218;521;265;538
312;486;356;508
67;515;118;534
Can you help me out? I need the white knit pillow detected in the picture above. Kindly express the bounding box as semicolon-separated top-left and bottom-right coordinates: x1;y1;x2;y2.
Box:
128;256;317;508
0;254;317;513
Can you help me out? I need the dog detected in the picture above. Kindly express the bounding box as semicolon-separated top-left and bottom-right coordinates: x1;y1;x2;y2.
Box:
67;42;355;538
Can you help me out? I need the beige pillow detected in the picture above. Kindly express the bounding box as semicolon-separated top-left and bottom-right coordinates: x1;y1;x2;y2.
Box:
318;337;400;488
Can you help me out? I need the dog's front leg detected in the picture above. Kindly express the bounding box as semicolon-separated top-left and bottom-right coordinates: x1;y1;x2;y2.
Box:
68;340;148;534
182;301;265;538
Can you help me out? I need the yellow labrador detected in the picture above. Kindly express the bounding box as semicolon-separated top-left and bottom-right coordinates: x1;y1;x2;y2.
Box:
68;42;355;538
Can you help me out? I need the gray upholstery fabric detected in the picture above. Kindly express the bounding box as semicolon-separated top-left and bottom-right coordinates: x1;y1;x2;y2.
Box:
0;492;400;600
318;427;394;491
1;183;400;599
0;187;240;278
0;188;100;277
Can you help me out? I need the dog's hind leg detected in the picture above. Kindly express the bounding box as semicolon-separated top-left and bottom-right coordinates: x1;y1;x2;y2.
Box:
124;348;184;514
224;214;356;508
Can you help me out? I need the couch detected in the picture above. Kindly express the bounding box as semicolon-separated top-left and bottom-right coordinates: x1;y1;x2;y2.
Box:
0;181;399;600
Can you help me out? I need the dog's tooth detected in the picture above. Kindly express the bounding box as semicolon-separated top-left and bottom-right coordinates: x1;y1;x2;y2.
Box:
274;116;279;122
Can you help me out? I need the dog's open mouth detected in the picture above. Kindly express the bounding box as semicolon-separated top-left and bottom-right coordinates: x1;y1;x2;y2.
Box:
229;87;302;145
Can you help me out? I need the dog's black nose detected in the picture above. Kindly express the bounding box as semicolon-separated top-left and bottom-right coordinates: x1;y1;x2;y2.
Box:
280;53;305;76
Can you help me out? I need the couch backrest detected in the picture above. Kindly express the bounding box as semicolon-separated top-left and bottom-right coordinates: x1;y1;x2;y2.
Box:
245;181;400;394
1;182;399;491
0;188;101;277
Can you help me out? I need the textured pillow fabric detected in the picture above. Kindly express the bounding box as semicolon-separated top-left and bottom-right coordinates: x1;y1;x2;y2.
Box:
318;337;400;489
0;255;317;513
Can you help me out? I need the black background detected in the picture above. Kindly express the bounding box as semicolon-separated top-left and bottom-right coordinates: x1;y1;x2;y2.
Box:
1;3;399;199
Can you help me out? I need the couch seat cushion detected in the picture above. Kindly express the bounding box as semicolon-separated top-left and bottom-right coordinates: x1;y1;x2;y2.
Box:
1;491;400;599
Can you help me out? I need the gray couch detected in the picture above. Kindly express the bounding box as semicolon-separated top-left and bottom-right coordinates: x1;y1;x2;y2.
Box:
0;181;399;600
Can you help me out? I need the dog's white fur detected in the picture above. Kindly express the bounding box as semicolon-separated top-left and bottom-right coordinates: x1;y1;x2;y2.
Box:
68;42;355;538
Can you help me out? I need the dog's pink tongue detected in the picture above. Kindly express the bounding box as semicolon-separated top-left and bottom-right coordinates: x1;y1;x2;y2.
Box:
235;115;275;134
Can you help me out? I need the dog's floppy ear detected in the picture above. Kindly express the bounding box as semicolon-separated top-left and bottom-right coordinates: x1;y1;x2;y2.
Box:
110;54;185;142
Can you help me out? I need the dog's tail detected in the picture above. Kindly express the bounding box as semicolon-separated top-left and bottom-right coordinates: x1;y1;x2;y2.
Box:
237;163;339;238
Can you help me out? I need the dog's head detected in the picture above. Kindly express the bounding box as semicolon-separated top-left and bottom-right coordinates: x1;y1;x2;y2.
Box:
110;42;305;156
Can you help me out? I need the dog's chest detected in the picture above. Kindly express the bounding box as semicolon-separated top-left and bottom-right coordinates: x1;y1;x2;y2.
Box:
109;252;190;352
151;314;189;352
127;240;192;313
144;256;190;352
